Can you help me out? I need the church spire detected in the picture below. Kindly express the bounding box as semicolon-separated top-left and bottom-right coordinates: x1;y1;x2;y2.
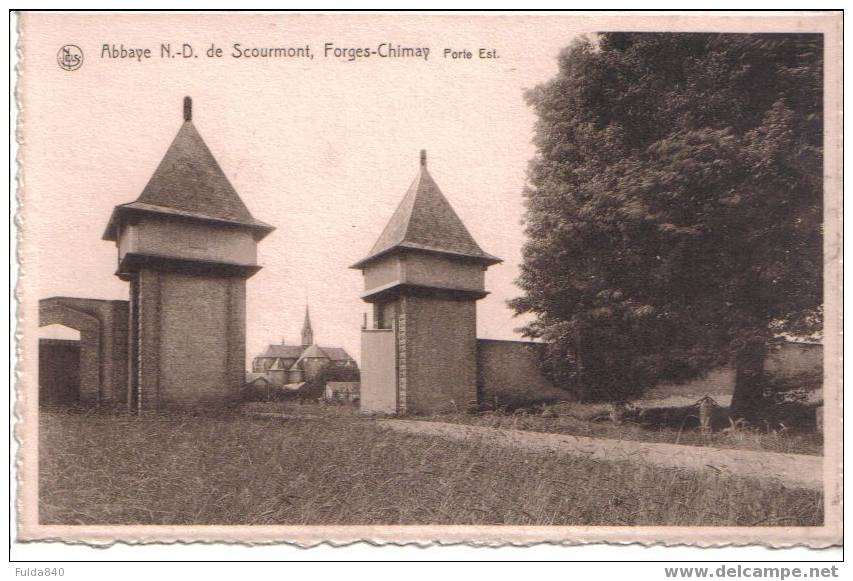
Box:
301;304;314;346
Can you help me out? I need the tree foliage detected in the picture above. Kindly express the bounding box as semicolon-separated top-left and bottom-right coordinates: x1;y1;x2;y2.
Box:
512;33;823;411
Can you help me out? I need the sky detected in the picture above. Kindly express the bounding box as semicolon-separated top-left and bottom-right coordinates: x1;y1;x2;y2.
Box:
21;13;597;364
19;13;837;367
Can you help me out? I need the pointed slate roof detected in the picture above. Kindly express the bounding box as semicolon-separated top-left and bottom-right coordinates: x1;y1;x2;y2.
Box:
258;344;306;359
290;344;329;371
245;372;270;384
322;347;355;363
255;343;354;366
103;97;274;241
297;344;329;361
351;150;501;268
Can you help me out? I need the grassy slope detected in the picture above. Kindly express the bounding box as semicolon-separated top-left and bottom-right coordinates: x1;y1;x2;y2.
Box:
39;408;822;526
419;404;823;456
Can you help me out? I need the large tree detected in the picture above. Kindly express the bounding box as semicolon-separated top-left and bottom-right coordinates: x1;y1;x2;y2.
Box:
511;33;823;417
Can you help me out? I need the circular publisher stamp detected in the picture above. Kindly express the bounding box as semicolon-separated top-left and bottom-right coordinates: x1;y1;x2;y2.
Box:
57;45;83;71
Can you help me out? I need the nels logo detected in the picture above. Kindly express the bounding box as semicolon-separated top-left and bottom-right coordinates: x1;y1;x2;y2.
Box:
57;45;83;71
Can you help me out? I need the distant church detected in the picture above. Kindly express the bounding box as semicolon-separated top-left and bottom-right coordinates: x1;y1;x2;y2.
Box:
250;306;358;386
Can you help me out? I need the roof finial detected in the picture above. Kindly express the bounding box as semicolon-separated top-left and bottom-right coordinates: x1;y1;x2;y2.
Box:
183;96;192;122
420;149;427;167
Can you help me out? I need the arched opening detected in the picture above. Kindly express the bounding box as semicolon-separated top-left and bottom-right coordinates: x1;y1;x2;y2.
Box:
40;324;82;340
38;324;82;405
38;299;103;406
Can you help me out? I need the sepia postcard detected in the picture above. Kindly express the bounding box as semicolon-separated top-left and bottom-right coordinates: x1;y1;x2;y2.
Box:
12;10;842;549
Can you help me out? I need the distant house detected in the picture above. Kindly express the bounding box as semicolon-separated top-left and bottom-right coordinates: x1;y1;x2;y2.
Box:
245;372;271;387
243;373;272;401
251;305;358;386
325;381;360;403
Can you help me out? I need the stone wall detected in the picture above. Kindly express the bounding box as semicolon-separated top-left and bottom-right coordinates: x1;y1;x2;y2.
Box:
360;328;397;413
151;271;244;408
640;343;824;407
476;339;569;408
640;367;738;408
475;340;823;410
765;342;823;380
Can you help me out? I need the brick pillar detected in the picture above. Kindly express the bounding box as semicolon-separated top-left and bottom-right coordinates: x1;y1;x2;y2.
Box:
225;277;246;402
396;297;408;414
110;301;130;406
397;295;477;414
77;328;101;404
128;276;140;412
137;269;161;411
99;306;114;404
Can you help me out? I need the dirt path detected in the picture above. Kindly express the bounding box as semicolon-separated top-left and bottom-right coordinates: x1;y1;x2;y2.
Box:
380;420;823;490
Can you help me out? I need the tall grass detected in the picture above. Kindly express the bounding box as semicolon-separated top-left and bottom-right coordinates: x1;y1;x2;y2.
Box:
39;407;823;526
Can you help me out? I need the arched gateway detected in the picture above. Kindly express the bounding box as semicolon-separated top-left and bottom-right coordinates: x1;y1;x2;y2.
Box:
38;297;129;405
39;97;273;411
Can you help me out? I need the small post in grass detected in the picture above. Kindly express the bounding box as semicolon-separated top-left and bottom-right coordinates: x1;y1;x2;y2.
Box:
696;395;719;433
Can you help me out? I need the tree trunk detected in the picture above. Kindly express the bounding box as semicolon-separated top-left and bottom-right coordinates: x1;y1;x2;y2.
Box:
730;339;768;421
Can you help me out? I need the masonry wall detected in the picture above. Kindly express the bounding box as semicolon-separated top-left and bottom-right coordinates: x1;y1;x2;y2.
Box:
363;255;402;292
402;254;484;292
108;301;129;404
360;328;397;413
119;215;257;267
400;295;477;414
302;358;327;381
225;277;247;401
476;340;823;410
268;369;286;386
640;367;738;408
639;343;824;407
135;270;244;409
476;339;569;408
361;254;486;297
159;272;241;407
765;342;823;379
137;269;162;409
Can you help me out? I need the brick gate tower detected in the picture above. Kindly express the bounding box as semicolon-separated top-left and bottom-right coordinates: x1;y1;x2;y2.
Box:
103;97;274;411
353;151;501;414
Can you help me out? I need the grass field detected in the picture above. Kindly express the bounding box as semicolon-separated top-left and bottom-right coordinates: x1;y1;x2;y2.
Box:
418;403;823;456
39;405;823;526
